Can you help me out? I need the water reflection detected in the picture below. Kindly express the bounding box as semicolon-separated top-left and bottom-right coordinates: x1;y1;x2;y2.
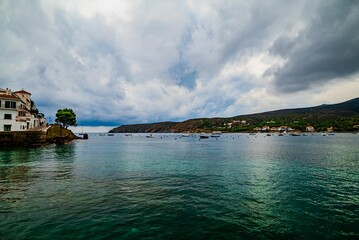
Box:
0;148;41;212
0;144;76;211
0;134;358;239
53;143;76;180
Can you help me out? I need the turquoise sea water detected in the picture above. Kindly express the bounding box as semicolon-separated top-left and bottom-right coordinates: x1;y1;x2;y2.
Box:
0;133;358;239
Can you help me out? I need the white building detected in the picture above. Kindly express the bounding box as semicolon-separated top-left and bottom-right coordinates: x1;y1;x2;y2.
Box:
306;126;315;132
0;88;46;131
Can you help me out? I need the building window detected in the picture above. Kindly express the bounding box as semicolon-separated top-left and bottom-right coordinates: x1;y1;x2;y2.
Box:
19;111;26;117
5;101;16;109
4;125;11;131
4;114;12;119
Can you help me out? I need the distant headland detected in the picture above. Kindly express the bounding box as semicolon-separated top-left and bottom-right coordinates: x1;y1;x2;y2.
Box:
109;97;359;133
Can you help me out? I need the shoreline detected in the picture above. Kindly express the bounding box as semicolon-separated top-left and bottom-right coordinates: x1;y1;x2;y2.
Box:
0;125;80;148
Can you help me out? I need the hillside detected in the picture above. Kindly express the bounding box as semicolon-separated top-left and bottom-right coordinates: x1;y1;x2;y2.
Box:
109;97;359;133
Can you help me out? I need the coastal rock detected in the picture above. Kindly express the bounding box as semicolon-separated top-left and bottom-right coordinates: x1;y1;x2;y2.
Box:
0;125;79;147
45;124;79;145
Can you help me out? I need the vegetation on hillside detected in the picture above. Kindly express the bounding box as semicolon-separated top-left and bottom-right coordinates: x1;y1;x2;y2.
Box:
110;98;359;133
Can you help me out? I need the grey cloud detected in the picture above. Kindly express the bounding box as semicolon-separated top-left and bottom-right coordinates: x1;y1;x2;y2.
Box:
1;0;358;125
0;0;130;114
271;0;359;92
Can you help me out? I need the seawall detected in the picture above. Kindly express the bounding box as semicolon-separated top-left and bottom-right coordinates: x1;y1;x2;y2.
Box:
0;125;79;148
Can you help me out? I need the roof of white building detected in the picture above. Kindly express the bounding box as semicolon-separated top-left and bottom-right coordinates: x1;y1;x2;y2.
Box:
0;94;21;100
14;89;31;95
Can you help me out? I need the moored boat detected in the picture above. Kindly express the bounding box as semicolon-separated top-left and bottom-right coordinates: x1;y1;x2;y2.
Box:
200;133;209;139
200;135;209;139
212;131;222;135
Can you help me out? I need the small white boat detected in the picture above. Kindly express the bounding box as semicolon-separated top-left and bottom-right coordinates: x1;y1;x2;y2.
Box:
181;133;190;137
146;134;155;138
291;132;300;136
125;133;133;137
107;133;114;136
321;133;327;136
200;133;209;139
212;131;222;135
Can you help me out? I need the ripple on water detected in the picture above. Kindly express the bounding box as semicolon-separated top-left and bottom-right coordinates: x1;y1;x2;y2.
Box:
0;134;358;239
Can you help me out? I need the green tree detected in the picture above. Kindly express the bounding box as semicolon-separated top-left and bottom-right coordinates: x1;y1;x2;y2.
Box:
55;108;77;128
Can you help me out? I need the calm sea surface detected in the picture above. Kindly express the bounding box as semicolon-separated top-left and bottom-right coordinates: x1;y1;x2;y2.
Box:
0;133;358;239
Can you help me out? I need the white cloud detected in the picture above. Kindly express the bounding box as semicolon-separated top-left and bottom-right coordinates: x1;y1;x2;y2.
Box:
0;0;358;125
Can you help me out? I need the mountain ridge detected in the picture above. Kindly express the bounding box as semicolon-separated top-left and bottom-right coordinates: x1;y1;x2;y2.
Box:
109;97;359;133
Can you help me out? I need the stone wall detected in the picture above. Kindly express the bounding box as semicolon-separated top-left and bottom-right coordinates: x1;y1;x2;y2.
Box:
0;125;78;147
0;131;46;147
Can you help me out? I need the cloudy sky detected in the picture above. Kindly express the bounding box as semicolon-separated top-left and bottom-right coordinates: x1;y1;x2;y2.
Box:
1;0;359;126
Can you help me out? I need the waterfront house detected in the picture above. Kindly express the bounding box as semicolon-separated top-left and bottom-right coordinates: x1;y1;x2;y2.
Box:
327;126;334;132
253;127;262;131
270;127;278;132
278;126;288;132
306;126;315;132
261;126;270;132
0;88;46;131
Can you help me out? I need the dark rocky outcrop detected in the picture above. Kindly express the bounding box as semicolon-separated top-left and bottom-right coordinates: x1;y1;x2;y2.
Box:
0;125;79;148
109;121;178;133
45;124;79;145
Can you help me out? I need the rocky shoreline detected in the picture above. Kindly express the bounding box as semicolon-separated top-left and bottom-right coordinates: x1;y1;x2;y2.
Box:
0;124;80;148
109;97;359;133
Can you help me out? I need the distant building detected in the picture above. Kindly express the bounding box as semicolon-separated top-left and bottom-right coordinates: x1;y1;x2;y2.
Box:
270;127;278;132
261;126;270;131
228;120;248;128
0;88;46;131
306;126;315;132
327;126;334;132
278;126;288;132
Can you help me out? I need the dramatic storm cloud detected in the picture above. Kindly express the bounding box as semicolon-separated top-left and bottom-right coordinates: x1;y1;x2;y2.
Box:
1;0;358;125
270;1;359;92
